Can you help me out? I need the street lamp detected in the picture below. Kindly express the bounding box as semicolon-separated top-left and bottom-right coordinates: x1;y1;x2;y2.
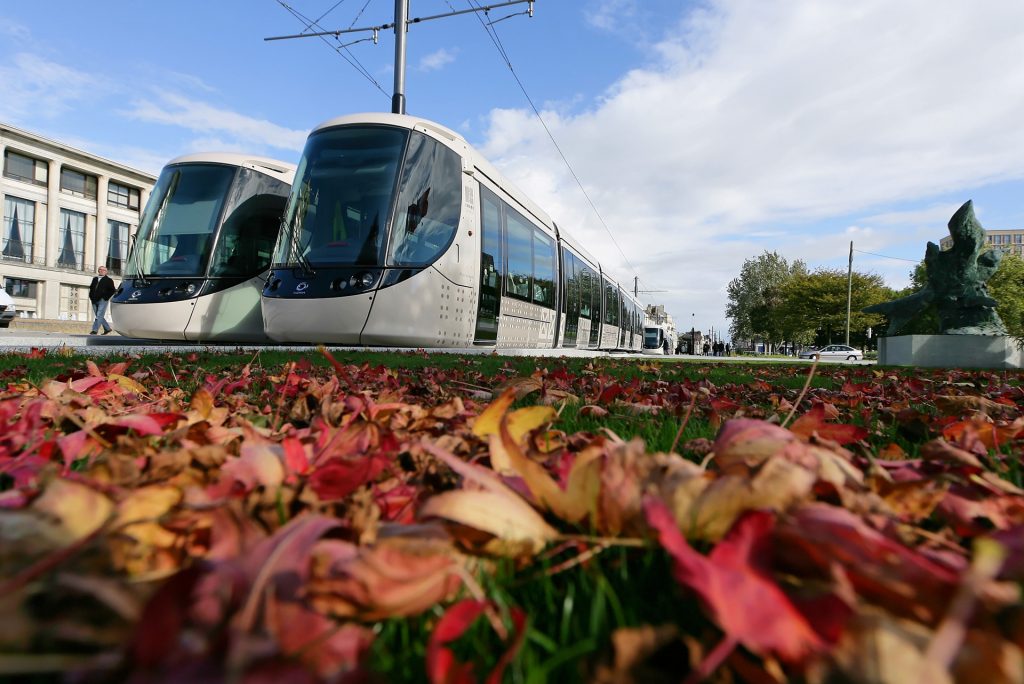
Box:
691;313;695;356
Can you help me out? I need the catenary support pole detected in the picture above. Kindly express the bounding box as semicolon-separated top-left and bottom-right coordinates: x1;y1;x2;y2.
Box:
845;240;853;345
392;0;408;114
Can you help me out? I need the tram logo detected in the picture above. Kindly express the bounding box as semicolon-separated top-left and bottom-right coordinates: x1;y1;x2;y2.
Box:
130;290;142;300
295;282;309;293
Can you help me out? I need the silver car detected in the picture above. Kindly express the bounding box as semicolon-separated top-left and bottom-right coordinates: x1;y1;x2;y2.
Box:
0;288;16;328
798;344;863;361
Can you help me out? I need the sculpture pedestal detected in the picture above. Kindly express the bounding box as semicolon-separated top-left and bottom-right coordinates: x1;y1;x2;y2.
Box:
879;334;1023;369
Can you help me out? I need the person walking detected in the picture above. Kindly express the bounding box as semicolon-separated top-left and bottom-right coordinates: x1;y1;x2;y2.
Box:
89;266;116;335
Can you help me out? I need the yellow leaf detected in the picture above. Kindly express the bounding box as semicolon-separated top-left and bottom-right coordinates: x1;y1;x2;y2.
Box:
494;376;544;399
189;388;215;417
687;457;815;541
490;421;599;524
419;489;556;557
506;406;557;443
115;486;181;547
471;389;516;438
109;373;147;394
33;479;114;542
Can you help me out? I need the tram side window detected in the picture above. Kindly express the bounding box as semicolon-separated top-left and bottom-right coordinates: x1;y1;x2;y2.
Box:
579;264;592;319
605;283;619;326
505;211;533;301
564;253;577;330
475;189;504;341
390;133;462;267
532;230;555;308
211;169;290;277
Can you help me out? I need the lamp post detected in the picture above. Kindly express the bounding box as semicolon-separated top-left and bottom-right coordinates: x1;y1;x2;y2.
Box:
691;313;695;356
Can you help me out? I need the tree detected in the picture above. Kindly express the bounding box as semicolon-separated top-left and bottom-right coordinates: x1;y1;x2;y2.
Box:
726;252;807;348
892;260;940;335
778;269;892;347
989;253;1024;337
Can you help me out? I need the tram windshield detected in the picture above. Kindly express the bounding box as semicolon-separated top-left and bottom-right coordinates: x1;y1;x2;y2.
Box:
127;164;234;278
126;163;290;280
273;125;462;270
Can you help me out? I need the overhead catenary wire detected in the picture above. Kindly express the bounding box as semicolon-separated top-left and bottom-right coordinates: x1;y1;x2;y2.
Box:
852;248;920;263
459;0;666;296
273;0;389;99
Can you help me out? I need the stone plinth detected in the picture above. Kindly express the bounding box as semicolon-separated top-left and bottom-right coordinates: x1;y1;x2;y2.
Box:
879;334;1023;369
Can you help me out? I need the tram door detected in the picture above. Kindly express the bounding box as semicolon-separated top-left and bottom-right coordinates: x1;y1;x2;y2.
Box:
563;251;579;346
474;188;504;343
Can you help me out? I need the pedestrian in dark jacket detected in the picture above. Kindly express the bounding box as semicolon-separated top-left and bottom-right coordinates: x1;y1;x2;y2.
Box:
89;266;116;334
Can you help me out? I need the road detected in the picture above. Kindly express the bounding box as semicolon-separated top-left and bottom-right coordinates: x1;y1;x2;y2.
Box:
0;329;875;364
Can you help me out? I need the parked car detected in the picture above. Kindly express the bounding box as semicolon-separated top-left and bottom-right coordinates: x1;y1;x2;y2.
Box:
798;344;863;361
0;288;16;328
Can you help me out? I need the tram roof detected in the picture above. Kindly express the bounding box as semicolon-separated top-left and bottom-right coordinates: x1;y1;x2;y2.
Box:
165;152;297;184
310;112;556;233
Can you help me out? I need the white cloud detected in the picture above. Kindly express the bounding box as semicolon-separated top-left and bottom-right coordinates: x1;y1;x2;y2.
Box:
121;92;308;153
479;0;1024;336
585;0;640;33
0;53;108;122
417;47;457;72
0;18;30;41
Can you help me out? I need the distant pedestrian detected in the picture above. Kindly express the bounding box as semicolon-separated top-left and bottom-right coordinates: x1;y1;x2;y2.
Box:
702;341;710;356
725;343;731;356
89;266;116;335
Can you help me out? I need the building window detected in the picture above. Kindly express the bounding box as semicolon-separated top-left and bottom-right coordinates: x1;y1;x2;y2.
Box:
108;181;140;210
5;277;38;298
59;283;89;321
57;209;86;270
3;150;48;186
2;196;35;264
106;219;130;274
60;167;98;200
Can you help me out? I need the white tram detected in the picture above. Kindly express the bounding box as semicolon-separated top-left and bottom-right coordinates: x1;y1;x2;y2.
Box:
643;322;678;355
262;113;644;351
111;153;296;341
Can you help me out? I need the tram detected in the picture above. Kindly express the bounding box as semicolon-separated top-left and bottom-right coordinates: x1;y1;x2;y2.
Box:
111;153;296;341
262;112;644;350
643;322;678;355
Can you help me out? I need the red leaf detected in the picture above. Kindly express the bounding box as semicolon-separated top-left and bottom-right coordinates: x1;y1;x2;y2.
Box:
130;565;204;668
774;503;961;623
281;437;310;481
643;498;827;663
427;599;526;684
109;413;184;436
789;405;867;444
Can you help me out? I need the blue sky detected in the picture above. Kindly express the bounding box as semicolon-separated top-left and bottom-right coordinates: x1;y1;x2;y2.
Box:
3;0;1024;340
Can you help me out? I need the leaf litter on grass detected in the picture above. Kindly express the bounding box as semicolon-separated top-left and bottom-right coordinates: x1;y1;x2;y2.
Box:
0;349;1022;682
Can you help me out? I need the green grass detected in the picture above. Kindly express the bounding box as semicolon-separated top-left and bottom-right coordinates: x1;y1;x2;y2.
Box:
0;348;993;681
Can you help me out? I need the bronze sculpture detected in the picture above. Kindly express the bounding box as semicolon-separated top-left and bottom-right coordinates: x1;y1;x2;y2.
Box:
864;200;1006;335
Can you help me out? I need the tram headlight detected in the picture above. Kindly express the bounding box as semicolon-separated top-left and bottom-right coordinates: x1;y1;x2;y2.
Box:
186;283;197;295
350;272;375;289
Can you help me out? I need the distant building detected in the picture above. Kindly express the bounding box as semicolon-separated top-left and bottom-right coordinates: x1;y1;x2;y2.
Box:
1;122;156;320
940;229;1024;258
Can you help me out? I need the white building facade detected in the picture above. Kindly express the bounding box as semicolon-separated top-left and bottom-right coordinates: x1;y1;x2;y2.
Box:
940;230;1024;258
1;123;156;320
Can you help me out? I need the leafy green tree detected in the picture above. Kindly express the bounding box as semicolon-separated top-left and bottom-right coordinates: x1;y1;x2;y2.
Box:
989;253;1024;337
726;252;806;348
778;269;891;348
889;260;940;335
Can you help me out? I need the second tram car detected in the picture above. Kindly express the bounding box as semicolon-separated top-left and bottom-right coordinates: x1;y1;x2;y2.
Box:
111;153;296;341
262;113;644;350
